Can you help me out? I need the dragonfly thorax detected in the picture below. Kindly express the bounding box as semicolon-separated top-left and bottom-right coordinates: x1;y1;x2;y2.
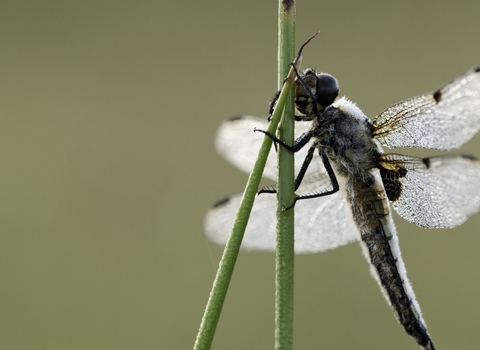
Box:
309;97;379;180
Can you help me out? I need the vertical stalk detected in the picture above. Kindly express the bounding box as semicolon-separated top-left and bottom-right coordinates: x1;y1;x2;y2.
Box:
276;1;296;350
193;20;300;349
193;91;291;350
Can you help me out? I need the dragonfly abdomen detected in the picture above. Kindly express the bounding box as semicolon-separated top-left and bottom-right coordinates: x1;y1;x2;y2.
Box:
346;171;435;350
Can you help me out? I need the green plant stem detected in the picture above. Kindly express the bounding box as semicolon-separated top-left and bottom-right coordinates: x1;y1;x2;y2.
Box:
193;51;301;350
275;1;296;350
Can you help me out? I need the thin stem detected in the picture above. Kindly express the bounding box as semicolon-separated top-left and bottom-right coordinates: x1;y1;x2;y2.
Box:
193;47;301;350
276;1;296;350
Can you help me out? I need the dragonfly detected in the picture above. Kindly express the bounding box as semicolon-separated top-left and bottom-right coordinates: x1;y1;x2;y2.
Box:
204;62;480;349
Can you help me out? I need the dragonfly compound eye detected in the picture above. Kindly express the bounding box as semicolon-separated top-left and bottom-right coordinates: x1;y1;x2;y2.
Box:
316;73;339;107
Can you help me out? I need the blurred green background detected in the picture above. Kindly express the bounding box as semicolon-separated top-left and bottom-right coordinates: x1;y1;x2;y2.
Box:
1;1;479;349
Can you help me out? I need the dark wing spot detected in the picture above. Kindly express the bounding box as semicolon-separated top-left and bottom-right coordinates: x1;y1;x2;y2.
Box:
422;157;431;169
227;115;245;122
461;154;478;161
433;89;442;103
474;66;480;73
211;195;232;208
379;166;407;202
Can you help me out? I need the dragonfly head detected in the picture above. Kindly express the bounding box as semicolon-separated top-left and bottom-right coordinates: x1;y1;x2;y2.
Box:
295;69;339;116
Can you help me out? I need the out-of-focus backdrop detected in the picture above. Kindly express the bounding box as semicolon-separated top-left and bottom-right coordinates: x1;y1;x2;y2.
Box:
1;1;479;349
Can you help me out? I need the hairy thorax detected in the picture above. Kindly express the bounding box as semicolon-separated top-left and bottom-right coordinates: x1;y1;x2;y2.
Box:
311;99;380;181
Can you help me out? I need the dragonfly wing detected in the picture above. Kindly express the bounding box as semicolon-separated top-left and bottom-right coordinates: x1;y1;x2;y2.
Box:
205;174;360;254
385;154;480;228
373;67;480;150
215;116;323;180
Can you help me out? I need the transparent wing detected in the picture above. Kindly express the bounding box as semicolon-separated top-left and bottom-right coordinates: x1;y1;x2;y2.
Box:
373;67;480;150
215;115;324;180
387;154;480;228
204;174;360;254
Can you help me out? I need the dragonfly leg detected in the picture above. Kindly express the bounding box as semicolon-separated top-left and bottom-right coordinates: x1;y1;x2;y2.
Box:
254;128;313;152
